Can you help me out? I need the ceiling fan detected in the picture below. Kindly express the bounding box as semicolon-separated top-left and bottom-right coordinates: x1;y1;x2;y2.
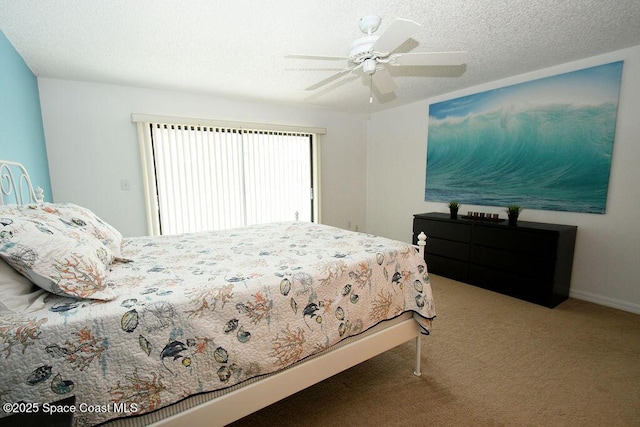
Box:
286;15;468;102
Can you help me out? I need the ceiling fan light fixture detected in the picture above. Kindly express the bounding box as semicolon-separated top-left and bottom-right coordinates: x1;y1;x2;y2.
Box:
363;58;377;75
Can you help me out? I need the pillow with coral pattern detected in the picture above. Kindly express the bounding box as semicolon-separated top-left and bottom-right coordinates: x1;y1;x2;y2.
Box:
36;203;122;257
0;209;117;300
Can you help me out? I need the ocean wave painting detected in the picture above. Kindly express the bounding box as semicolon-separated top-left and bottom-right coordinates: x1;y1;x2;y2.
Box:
425;61;623;214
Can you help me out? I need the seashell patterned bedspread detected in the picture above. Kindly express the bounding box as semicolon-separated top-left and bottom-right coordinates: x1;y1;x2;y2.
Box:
0;221;435;426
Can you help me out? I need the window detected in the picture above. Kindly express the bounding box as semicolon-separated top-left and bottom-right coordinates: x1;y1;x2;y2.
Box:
133;115;323;235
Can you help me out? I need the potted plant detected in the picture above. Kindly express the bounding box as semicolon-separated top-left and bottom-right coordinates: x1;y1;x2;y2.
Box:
506;204;522;226
448;201;460;219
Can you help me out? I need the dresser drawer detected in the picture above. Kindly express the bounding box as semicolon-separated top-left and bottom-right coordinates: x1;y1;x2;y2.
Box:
472;225;558;254
414;218;471;242
470;245;555;280
468;264;555;307
426;237;469;261
425;254;469;281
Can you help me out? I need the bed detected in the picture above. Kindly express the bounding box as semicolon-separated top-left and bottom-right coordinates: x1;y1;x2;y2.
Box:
0;159;435;427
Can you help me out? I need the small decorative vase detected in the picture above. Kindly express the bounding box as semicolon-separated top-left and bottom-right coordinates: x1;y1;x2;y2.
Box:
450;208;458;219
508;214;518;226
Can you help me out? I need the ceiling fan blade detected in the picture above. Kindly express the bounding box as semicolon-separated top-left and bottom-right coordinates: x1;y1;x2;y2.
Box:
286;67;345;72
372;18;421;54
304;68;354;91
372;67;397;94
389;51;468;66
285;54;348;61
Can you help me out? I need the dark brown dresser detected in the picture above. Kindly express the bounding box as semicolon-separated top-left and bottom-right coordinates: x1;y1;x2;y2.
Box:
413;212;577;308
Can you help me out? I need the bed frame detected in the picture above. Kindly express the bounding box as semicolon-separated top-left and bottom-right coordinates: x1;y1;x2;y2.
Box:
0;159;428;427
0;160;44;205
151;312;424;427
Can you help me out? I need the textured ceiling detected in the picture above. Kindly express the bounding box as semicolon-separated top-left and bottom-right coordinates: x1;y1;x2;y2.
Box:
1;0;639;114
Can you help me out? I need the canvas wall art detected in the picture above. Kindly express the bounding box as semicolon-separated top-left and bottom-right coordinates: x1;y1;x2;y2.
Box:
424;61;623;214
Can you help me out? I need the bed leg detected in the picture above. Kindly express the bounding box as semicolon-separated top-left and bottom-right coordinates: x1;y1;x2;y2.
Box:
413;335;422;376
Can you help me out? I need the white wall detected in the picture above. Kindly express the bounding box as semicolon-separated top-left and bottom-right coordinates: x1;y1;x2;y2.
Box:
366;45;640;314
38;80;368;237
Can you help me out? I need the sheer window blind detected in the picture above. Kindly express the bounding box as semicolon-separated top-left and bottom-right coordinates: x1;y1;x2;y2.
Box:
134;115;322;236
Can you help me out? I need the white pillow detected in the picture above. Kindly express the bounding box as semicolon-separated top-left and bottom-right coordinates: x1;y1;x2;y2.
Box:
0;206;118;301
0;258;47;313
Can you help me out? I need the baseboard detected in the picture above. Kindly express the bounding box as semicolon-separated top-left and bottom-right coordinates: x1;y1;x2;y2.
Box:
570;289;640;315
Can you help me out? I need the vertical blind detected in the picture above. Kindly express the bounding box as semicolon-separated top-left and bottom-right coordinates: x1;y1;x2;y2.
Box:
149;123;314;235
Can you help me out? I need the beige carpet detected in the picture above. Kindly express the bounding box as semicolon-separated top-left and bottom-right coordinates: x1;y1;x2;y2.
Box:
230;275;640;426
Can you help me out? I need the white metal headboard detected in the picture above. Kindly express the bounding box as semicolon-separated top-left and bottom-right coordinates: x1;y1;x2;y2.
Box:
0;160;44;205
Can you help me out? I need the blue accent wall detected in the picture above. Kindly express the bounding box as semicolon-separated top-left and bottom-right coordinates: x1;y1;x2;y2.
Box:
0;30;52;201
